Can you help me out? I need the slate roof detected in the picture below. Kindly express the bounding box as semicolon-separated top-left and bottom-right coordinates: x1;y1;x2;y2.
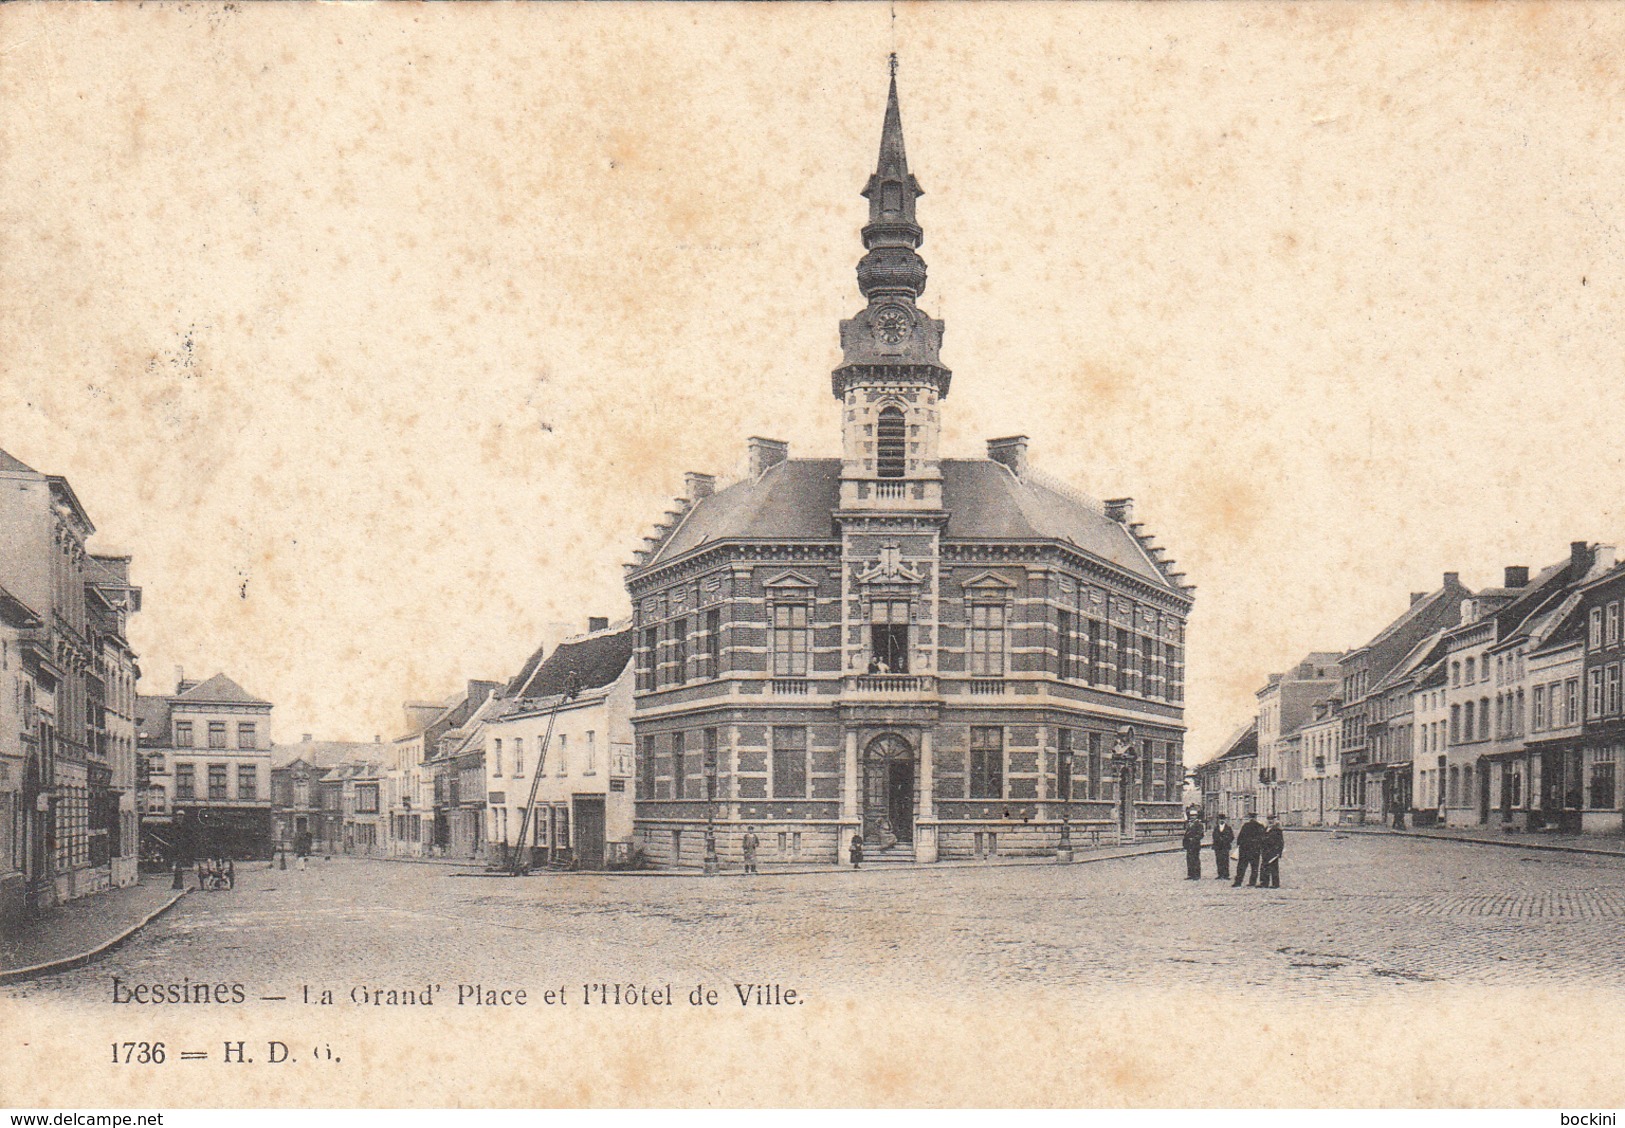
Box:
1198;720;1258;768
0;583;41;629
271;741;383;770
135;694;173;745
510;625;633;704
174;673;271;706
0;449;38;474
645;458;1176;590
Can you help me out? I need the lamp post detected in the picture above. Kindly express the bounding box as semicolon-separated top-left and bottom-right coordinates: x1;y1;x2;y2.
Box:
1110;724;1137;844
1314;755;1326;826
703;747;719;876
1055;741;1073;864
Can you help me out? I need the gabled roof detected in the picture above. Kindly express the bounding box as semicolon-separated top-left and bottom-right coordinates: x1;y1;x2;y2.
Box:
640;458;1183;593
1197;720;1258;768
0;583;41;629
0;449;38;474
510;625;633;704
271;740;381;770
1372;630;1448;695
174;673;271;706
135;694;173;745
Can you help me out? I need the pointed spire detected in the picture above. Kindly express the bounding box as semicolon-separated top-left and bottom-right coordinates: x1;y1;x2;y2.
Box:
877;57;909;184
863;59;922;234
833;60;952;401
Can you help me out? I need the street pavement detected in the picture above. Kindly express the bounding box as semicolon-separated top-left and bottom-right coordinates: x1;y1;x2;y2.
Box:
7;832;1625;1005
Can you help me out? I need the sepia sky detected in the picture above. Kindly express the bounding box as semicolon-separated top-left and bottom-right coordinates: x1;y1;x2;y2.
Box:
3;3;1624;760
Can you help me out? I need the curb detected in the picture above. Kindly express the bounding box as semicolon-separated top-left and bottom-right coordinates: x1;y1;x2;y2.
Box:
450;842;1183;880
1292;825;1625;860
0;888;189;985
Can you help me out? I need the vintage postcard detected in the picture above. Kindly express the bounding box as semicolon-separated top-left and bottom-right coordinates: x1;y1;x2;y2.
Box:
3;1;1624;1110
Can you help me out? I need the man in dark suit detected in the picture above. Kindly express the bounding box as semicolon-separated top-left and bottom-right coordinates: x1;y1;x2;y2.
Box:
1211;815;1234;881
1260;815;1285;888
1232;813;1265;887
1181;814;1205;879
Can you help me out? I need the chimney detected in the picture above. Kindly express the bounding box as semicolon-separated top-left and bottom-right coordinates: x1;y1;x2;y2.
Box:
1595;544;1617;571
1443;571;1460;589
1572;541;1591;570
374;734;381;743
1104;498;1134;524
1410;592;1426;605
1504;565;1529;589
747;436;788;478
588;616;609;633
986;436;1029;479
302;733;313;743
683;472;715;502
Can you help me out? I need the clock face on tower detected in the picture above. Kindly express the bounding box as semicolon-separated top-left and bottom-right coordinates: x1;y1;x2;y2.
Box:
873;306;912;346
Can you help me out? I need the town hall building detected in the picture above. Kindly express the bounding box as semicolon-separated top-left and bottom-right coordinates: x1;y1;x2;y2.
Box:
623;69;1195;867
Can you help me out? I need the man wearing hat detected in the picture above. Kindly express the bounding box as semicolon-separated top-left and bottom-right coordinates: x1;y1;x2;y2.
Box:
1232;812;1265;887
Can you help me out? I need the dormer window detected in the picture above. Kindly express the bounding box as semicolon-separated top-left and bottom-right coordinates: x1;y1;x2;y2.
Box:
876;407;906;478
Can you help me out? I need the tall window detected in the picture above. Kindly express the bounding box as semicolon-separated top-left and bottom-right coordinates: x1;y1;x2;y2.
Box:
1056;729;1073;801
175;763;195;800
969;727;1003;798
1589;751;1617;811
1463;701;1475;742
969;603;1006;676
1608;664;1623;715
1589;669;1605;718
870;599;909;673
1085;619;1101;684
1609;603;1622;646
771;726;806;799
638;627;658;691
704;608;722;678
208;721;227;749
876;406;906;478
586;730;596;773
1088;731;1103;800
1450;704;1461;743
1591;608;1604;650
1056;609;1073;679
208;764;228;801
1139;740;1154;801
355;783;379;814
1465;657;1475;684
513;737;524;776
237;722;256;750
703;729;718;800
1566;679;1580;726
557;734;569;776
773;603;810;677
671;618;689;685
640;735;656;800
237;765;257;801
1533;686;1546;731
174;720;193;748
1115;628;1131;692
672;731;686;800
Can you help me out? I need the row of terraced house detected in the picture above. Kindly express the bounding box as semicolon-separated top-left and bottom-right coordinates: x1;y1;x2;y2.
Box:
1;449;143;930
1198;541;1625;837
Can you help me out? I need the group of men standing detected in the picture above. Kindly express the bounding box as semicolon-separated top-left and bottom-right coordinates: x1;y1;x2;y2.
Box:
1182;812;1284;887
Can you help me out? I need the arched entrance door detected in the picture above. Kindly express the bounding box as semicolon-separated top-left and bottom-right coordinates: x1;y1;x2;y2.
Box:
863;734;914;847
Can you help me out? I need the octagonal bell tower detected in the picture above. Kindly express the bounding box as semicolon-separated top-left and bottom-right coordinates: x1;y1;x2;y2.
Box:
834;59;951;513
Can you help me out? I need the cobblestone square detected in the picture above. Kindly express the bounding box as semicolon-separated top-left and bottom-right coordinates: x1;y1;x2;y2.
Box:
9;833;1625;1006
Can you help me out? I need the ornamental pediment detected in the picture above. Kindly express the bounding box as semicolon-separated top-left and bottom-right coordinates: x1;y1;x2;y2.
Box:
856;544;924;586
762;569;820;590
960;570;1017;591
